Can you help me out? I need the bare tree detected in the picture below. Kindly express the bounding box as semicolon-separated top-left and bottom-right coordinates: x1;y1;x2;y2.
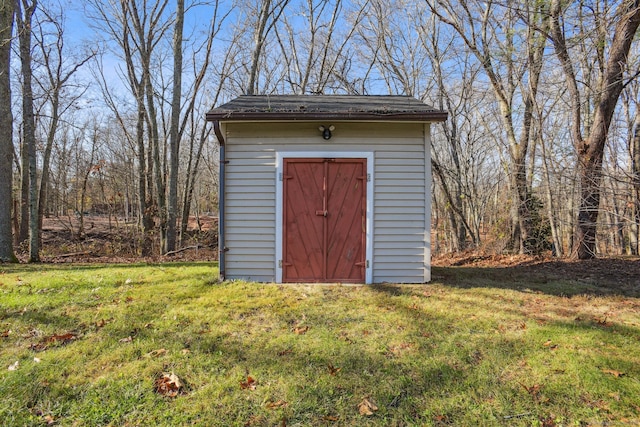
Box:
0;0;16;262
548;0;640;259
15;0;39;261
33;3;93;249
245;0;290;95
165;0;183;254
87;0;172;255
427;0;548;254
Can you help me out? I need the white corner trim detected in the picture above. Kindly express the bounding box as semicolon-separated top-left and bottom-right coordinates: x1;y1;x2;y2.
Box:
424;124;432;283
275;151;374;284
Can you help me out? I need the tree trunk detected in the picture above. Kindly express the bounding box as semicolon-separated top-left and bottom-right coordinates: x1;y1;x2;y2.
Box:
16;0;39;262
246;0;271;95
0;0;16;262
630;110;640;255
166;0;184;254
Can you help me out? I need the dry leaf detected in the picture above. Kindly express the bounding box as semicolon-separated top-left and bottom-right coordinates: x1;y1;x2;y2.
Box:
240;375;257;390
327;364;341;376
1;330;10;338
358;397;378;416
96;318;112;329
266;400;288;409
7;361;19;371
293;326;309;335
33;357;41;363
181;349;191;355
154;372;182;397
119;336;133;343
322;415;339;422
148;348;168;357
43;415;55;425
46;333;76;344
539;415;557;427
277;349;293;356
602;368;625;377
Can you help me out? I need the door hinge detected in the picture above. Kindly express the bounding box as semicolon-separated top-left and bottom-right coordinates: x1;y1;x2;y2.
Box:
356;260;370;268
367;173;371;182
279;260;292;268
279;173;293;181
278;259;282;268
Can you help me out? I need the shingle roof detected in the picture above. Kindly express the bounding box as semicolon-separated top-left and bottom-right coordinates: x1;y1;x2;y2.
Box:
206;95;447;122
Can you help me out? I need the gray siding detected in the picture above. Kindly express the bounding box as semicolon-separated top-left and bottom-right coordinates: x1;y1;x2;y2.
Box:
222;122;431;283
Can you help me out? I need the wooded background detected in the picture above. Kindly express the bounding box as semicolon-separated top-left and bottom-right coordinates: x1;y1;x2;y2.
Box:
0;0;639;262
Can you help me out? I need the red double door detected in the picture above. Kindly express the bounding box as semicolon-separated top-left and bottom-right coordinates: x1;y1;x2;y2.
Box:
282;158;366;283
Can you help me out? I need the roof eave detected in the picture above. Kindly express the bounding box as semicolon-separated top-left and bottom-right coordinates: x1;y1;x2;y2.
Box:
205;111;448;123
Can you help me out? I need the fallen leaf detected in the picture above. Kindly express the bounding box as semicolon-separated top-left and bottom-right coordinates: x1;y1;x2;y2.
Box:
7;361;19;371
154;372;182;397
29;343;48;352
327;364;341;376
43;415;55;425
539;415;557;427
147;348;168;357
240;375;257;390
46;333;76;344
119;336;133;343
322;415;339;422
602;368;625;377
293;326;309;335
1;330;10;338
277;349;293;356
95;318;112;329
33;357;41;363
358;397;378;416
125;296;134;303
266;400;288;409
181;349;191;355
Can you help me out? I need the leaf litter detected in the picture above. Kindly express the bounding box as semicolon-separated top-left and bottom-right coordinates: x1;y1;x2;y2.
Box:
154;372;183;398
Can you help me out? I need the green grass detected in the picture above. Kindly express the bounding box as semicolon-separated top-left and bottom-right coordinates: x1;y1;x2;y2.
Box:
0;262;639;426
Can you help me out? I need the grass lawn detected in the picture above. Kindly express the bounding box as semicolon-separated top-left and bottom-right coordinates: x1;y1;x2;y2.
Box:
0;262;639;426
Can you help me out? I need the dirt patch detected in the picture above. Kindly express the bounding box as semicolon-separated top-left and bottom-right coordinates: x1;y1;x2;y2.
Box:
433;251;640;295
20;215;218;263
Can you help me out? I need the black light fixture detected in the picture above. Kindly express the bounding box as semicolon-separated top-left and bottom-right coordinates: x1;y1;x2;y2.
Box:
318;125;335;140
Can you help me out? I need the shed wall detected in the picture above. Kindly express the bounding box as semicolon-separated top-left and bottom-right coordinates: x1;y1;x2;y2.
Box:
222;122;431;283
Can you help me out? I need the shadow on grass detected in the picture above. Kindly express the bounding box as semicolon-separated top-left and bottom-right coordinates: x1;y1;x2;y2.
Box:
430;258;640;298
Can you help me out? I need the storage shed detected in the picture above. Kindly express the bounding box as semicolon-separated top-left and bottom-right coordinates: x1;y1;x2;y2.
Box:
206;95;447;284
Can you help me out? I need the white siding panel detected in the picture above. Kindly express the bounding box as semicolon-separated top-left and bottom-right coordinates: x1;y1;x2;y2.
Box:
223;139;277;281
225;233;274;242
226;192;274;201
375;206;424;215
222;121;431;283
372;139;428;283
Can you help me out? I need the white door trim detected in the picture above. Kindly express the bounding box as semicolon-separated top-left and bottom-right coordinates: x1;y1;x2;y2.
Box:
275;151;374;284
